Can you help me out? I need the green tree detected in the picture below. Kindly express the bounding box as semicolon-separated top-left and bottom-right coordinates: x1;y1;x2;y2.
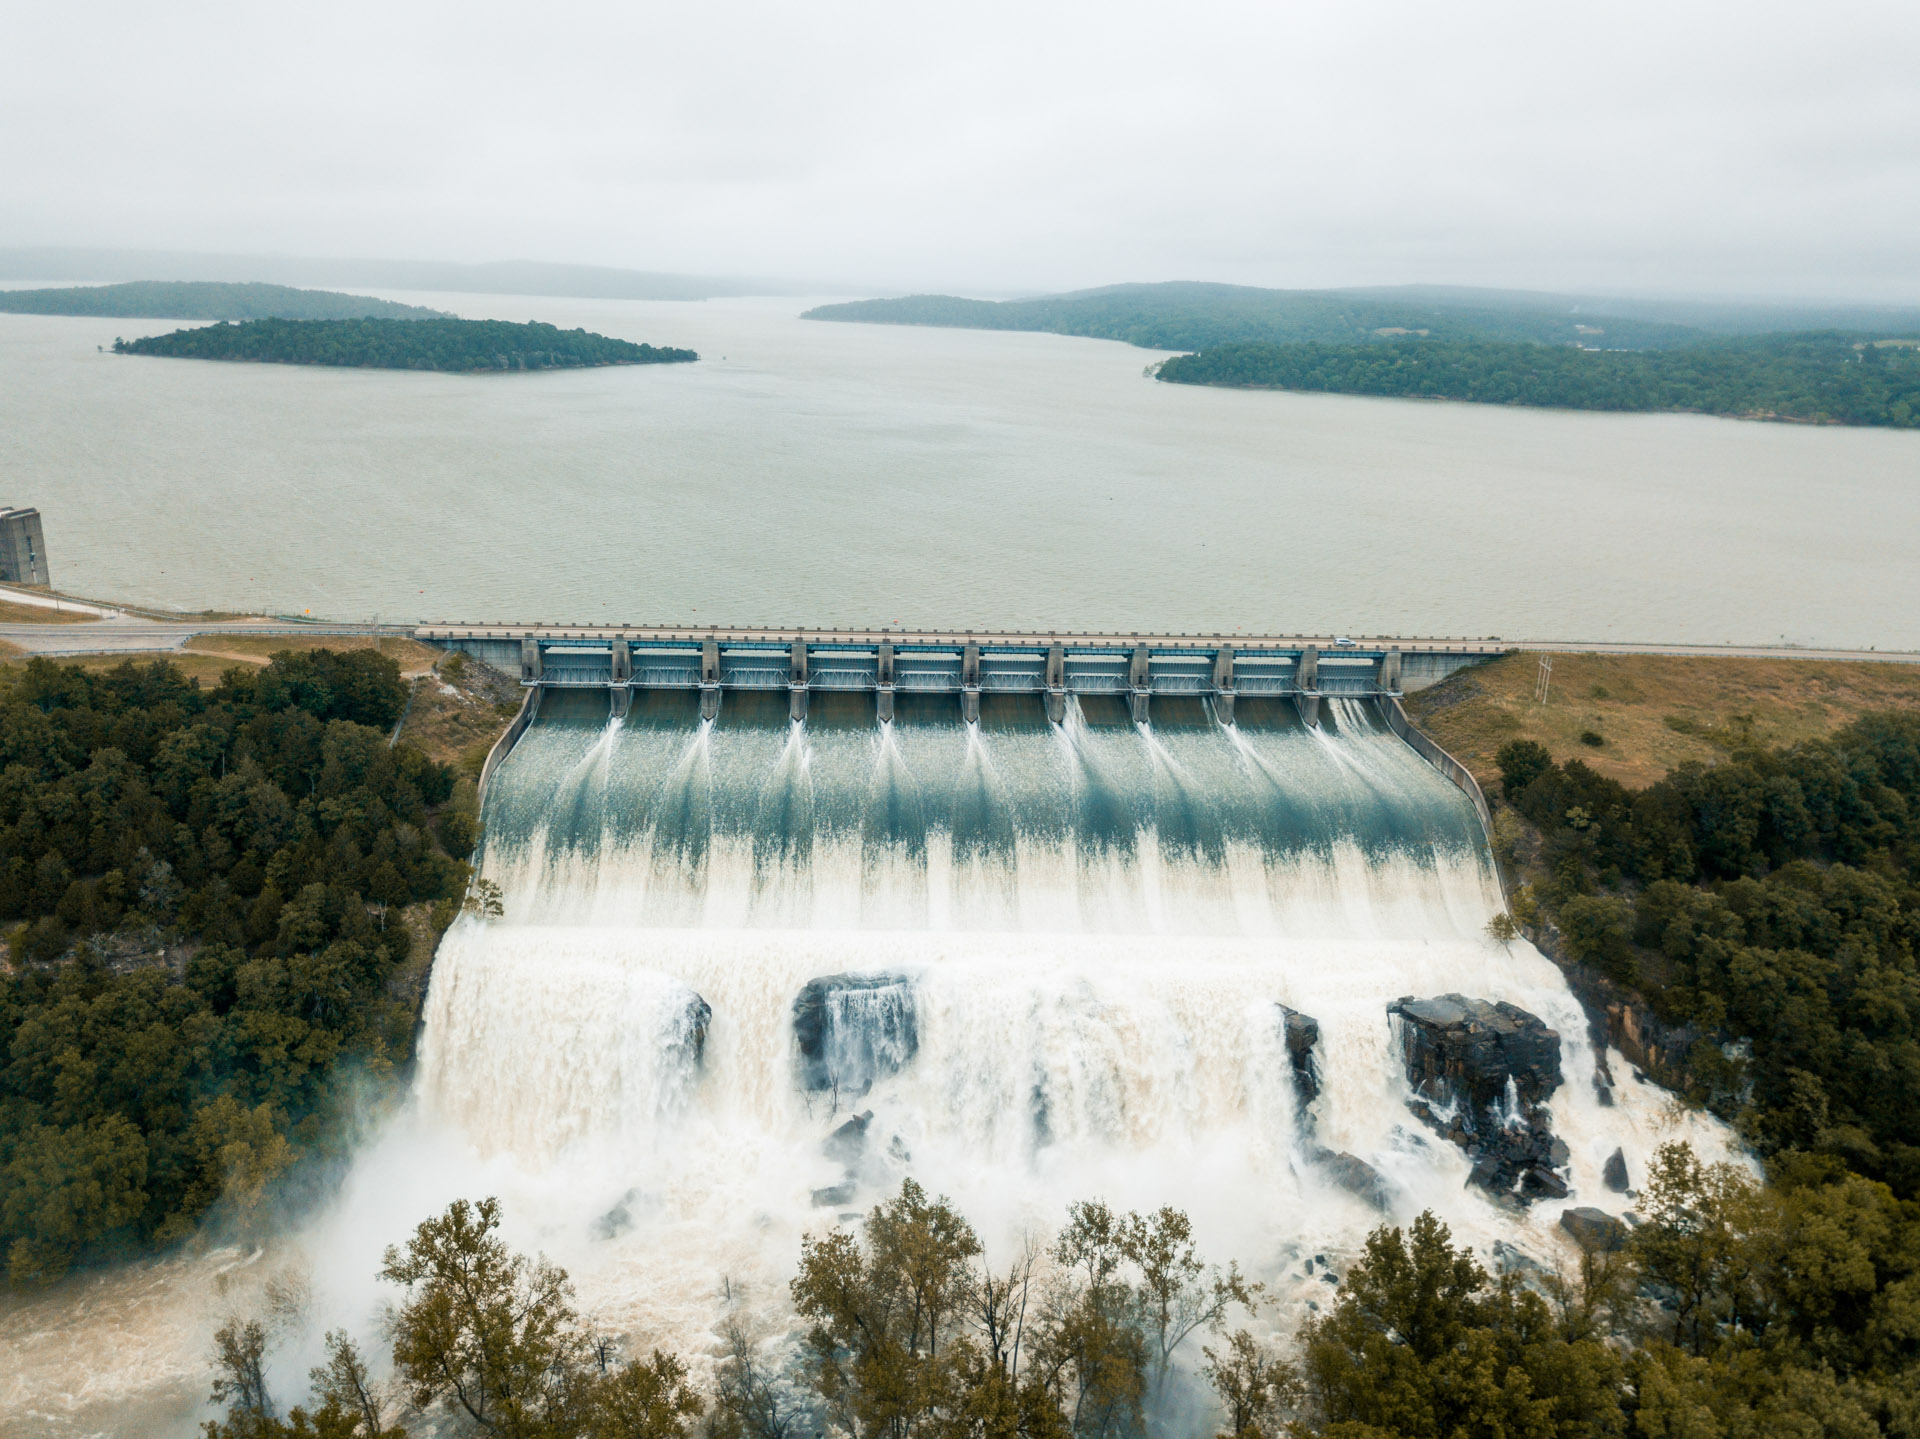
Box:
1200;1329;1300;1439
381;1196;588;1438
790;1177;982;1438
1299;1211;1622;1438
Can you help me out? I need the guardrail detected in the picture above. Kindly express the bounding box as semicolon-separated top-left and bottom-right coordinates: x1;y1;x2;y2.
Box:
1381;696;1506;904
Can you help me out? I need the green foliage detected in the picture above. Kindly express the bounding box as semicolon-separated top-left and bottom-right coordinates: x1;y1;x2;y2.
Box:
1298;1211;1624;1438
381;1195;592;1436
1496;712;1920;1194
0;652;466;1283
1201;1328;1300;1439
1155;333;1920;428
0;281;447;321
114;318;698;371
1497;739;1557;795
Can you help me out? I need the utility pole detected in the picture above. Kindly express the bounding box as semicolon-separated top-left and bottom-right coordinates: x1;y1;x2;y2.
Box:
1534;654;1553;705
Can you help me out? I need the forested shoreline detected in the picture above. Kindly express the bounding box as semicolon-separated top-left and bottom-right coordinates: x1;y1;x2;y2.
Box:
1154;334;1920;427
190;705;1920;1438
0;281;447;322
0;651;476;1283
114;318;698;372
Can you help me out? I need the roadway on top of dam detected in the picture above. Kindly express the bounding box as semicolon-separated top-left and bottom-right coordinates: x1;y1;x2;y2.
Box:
0;605;1915;667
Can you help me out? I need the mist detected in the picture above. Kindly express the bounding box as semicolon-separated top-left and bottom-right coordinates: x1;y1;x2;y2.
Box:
4;0;1918;300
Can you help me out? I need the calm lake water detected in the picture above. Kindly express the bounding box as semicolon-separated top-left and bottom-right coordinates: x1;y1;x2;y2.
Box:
3;291;1917;647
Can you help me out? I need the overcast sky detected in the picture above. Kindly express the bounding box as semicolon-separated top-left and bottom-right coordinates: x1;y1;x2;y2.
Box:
5;0;1918;299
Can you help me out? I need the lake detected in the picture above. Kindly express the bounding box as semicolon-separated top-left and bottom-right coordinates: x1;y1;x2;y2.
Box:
3;292;1917;647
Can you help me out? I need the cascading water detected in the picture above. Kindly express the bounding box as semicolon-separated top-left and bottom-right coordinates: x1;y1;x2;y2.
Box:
0;690;1739;1436
373;693;1733;1358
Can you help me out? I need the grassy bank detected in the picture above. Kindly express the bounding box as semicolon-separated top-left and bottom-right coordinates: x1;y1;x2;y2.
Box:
1406;650;1920;789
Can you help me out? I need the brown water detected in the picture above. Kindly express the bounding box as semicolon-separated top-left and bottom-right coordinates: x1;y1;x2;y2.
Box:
3;291;1917;646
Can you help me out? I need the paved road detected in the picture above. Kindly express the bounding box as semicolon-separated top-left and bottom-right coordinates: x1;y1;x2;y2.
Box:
2;614;1916;666
0;619;413;657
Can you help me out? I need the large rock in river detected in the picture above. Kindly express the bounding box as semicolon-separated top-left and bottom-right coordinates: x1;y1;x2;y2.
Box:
1277;1003;1322;1112
793;972;918;1096
1388;994;1568;1202
1390;994;1562;1110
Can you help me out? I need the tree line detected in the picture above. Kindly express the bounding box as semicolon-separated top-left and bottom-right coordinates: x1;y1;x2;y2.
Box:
207;1142;1920;1439
113;318;699;372
0;281;448;322
1488;710;1920;1199
1152;333;1920;427
801;284;1707;351
0;651;476;1283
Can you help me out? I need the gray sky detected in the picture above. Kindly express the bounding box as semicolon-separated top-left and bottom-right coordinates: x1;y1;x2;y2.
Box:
5;0;1918;299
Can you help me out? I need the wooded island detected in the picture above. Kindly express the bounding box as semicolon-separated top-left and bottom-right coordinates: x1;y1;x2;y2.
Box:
114;317;698;372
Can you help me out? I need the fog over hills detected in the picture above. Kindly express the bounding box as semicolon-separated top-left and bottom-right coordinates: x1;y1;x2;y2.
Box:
0;246;813;302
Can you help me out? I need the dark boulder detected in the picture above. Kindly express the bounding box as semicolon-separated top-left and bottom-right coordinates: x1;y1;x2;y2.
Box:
1389;994;1562;1110
823;1111;873;1166
1603;1148;1630;1193
1277;1004;1322;1111
1388;994;1568;1203
1559;1206;1628;1252
811;1181;857;1208
679;992;712;1069
1310;1147;1393;1211
793;972;918;1095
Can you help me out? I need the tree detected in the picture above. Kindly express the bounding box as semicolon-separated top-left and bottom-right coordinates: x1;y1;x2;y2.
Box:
708;1315;808;1439
790;1177;982;1439
2;1115;149;1284
1298;1211;1621;1439
581;1350;703;1439
1631;1143;1774;1357
381;1196;588;1438
1497;740;1556;796
1120;1206;1257;1392
1200;1329;1299;1439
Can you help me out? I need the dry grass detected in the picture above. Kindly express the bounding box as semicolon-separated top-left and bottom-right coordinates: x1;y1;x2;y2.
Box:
1406;651;1920;790
181;634;444;672
396;657;524;769
0;598;99;624
0;649;241;685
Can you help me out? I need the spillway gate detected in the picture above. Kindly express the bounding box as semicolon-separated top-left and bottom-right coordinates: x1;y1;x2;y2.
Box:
419;628;1503;728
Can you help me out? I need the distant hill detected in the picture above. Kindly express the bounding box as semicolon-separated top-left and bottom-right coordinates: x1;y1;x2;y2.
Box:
0;246;812;301
804;282;1710;352
1340;284;1920;339
807;281;1920;354
113;318;698;372
0;281;448;321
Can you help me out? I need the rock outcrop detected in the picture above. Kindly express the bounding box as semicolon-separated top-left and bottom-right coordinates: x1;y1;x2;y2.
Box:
679;993;713;1069
1559;1206;1628;1252
1310;1147;1393;1210
1603;1147;1630;1193
793;972;918;1096
1277;1004;1322;1112
823;1111;873;1166
1388;994;1568;1202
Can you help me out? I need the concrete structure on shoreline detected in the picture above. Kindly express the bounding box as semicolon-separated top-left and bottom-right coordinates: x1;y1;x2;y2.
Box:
421;625;1500;726
0;507;50;586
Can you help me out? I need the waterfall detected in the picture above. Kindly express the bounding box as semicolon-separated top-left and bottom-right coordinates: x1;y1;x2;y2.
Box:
366;691;1737;1361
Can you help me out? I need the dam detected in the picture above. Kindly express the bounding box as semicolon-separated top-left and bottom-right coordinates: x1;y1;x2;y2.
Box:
327;622;1733;1404
1;618;1740;1433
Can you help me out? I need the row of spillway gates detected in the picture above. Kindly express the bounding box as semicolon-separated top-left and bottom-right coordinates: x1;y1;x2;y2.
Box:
420;629;1505;727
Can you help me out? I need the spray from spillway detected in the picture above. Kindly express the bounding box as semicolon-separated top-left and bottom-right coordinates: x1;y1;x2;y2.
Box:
0;693;1737;1436
380;695;1731;1356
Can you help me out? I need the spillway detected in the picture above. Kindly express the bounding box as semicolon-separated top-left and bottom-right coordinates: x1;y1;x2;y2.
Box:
353;693;1732;1378
0;691;1740;1434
